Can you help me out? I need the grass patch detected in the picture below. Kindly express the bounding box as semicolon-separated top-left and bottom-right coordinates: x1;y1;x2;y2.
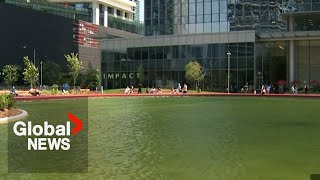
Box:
1;97;319;179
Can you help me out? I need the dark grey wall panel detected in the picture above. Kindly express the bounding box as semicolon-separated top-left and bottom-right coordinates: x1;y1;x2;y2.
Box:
0;3;78;69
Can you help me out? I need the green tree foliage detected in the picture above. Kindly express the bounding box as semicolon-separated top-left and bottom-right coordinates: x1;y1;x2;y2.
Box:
85;66;99;90
22;56;39;88
79;63;99;90
136;64;145;85
2;64;19;85
42;60;61;86
0;94;16;110
185;60;205;91
65;53;82;89
58;72;71;85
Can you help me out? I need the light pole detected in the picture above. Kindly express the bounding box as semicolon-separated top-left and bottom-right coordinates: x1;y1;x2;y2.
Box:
0;72;4;85
40;61;43;88
227;51;231;94
21;45;36;65
33;48;36;65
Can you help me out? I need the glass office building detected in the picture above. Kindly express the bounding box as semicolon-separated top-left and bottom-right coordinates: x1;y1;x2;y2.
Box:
100;0;320;91
145;0;228;36
101;31;255;91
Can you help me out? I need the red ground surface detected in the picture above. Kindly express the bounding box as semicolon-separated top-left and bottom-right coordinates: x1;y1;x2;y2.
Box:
15;93;320;101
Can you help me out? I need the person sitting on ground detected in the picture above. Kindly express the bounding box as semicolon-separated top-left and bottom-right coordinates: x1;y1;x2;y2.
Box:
62;89;69;95
171;87;176;94
183;83;188;93
29;88;41;96
157;87;162;94
151;87;156;94
241;87;245;93
125;86;130;94
10;86;18;96
130;85;134;94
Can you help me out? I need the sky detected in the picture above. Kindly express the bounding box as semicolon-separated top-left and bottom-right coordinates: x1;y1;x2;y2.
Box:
139;0;144;22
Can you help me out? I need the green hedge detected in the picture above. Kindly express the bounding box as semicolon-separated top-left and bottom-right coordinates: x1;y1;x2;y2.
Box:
0;94;16;111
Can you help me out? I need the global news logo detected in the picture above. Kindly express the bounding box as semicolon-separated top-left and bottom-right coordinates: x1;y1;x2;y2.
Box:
12;112;82;151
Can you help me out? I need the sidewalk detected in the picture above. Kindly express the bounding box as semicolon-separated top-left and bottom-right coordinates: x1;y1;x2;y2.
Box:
15;92;320;101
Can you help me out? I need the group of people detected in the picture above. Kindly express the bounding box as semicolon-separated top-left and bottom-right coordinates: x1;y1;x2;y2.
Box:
171;83;188;94
146;87;162;94
9;86;41;96
125;85;163;94
260;84;275;95
291;84;308;95
124;86;135;94
123;83;188;94
260;83;309;95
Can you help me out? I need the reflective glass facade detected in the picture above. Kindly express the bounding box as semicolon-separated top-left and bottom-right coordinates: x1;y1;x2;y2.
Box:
294;40;320;81
145;0;174;35
145;0;229;36
228;0;287;32
228;0;320;32
256;40;320;86
255;41;288;86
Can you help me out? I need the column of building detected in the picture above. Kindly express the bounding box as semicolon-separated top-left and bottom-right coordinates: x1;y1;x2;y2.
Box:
92;2;109;27
92;2;100;25
104;5;108;27
288;15;295;83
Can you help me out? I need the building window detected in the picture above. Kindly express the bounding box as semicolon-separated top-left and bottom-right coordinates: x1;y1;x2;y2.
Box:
117;10;121;16
107;7;113;14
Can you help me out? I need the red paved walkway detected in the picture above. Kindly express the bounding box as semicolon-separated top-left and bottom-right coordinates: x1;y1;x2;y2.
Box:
15;93;320;101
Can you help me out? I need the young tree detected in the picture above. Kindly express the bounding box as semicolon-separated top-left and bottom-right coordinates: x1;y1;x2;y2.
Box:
65;53;82;89
2;64;19;86
185;60;205;92
22;56;39;88
136;64;145;85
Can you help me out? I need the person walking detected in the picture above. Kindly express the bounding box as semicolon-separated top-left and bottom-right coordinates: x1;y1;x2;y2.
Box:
304;83;308;95
291;84;297;95
138;83;142;94
244;82;249;93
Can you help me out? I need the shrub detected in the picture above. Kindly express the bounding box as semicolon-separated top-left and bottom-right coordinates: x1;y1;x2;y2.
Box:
6;95;15;109
42;89;61;95
0;95;6;111
0;94;16;111
52;84;59;91
311;84;320;93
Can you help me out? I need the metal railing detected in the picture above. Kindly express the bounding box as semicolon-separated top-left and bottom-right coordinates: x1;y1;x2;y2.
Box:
108;14;144;35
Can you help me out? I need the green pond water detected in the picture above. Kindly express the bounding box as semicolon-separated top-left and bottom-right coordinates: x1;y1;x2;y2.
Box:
0;97;320;180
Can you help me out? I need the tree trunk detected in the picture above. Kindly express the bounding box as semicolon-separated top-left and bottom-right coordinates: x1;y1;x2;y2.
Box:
197;80;200;93
73;78;76;91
